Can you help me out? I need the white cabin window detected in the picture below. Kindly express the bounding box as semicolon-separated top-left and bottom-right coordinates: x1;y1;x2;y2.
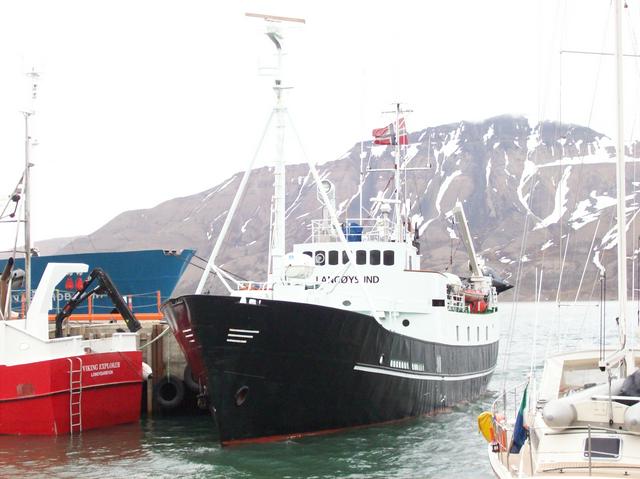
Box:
370;250;381;265
477;326;480;342
328;250;339;265
456;326;459;341
383;250;394;265
485;326;488;341
467;326;470;342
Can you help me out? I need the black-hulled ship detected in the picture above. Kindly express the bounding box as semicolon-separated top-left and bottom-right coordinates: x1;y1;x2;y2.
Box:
163;12;509;446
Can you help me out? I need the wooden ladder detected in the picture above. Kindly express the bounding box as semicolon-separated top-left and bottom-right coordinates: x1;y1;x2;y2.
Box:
67;357;83;435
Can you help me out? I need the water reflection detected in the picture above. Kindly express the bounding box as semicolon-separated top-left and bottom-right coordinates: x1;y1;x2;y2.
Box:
0;423;144;478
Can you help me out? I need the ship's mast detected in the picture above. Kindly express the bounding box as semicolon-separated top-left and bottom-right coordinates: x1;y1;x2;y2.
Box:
267;23;287;281
22;68;40;313
246;13;305;282
393;103;402;242
195;13;304;293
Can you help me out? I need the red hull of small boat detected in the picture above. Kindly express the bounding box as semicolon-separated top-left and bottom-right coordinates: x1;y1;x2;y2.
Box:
0;351;142;435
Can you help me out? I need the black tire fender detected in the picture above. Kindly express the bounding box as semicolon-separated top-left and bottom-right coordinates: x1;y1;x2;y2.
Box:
183;365;200;392
154;375;185;410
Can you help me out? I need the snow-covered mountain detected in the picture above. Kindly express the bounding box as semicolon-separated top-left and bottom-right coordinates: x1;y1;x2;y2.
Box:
59;115;640;300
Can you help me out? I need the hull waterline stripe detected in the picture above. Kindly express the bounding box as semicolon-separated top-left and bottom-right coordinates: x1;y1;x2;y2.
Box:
229;328;260;334
227;339;247;344
221;415;424;447
227;333;253;339
353;364;495;381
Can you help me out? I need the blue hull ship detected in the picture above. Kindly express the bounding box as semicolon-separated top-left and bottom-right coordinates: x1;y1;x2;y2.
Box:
1;249;194;314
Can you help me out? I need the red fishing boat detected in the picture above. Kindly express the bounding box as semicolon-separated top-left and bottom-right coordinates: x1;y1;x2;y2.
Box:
0;262;144;435
0;70;145;435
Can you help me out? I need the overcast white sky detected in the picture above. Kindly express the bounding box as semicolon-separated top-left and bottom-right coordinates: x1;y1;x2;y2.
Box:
1;0;640;244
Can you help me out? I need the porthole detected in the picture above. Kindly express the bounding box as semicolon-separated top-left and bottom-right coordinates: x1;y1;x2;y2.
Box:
234;386;249;407
343;300;352;306
402;319;410;327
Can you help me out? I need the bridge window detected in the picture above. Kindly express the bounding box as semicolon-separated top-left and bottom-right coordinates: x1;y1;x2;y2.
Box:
356;250;366;265
370;250;380;265
315;251;326;266
383;250;394;265
342;251;349;264
328;250;339;265
303;251;312;258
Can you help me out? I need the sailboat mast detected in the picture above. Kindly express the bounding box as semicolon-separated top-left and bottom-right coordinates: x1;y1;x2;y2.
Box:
614;0;627;350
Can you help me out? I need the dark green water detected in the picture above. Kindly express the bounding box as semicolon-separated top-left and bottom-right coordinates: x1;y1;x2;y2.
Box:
0;302;614;478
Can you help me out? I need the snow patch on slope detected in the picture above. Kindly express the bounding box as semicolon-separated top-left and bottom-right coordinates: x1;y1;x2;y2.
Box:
534;166;572;230
569;191;616;230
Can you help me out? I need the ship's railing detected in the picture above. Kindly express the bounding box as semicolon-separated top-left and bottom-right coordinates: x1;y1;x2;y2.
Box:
310;218;395;243
446;286;499;314
10;289;165;322
446;293;469;313
491;379;530;451
487;286;498;310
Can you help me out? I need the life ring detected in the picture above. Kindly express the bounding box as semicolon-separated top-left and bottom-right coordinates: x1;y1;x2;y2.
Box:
183;364;200;392
154;375;185;410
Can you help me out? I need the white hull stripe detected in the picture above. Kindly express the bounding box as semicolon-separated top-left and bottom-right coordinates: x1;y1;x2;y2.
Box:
229;328;260;334
353;364;495;381
227;339;247;344
228;333;253;339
